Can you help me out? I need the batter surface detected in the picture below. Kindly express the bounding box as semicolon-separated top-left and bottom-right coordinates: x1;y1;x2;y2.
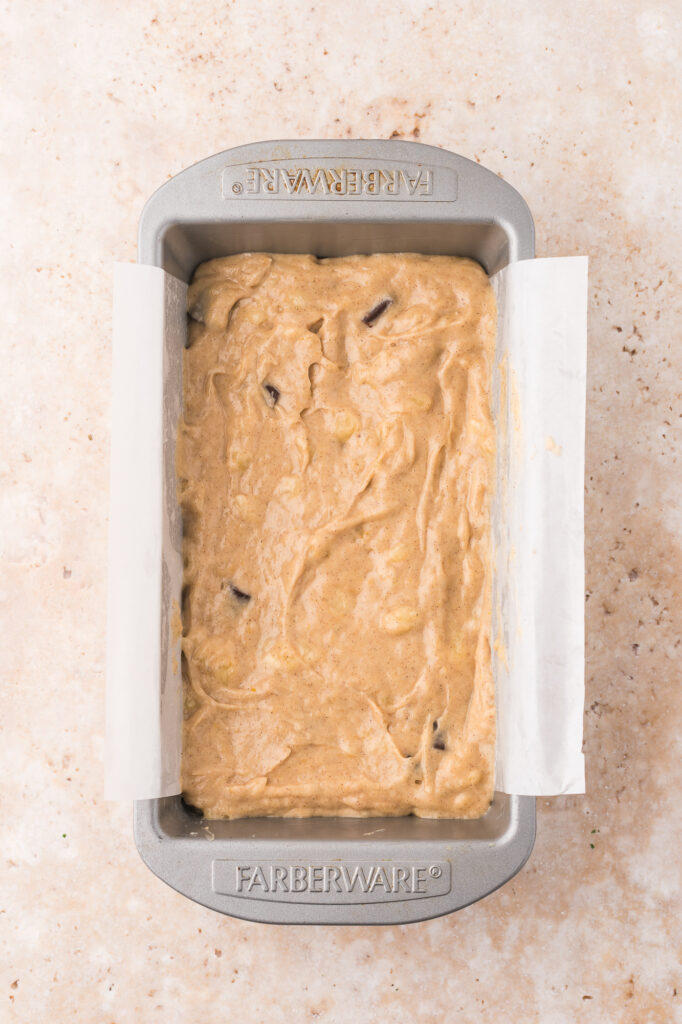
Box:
178;253;496;818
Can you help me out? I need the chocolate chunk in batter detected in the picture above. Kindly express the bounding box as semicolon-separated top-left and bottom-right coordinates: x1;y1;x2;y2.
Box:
362;298;391;326
263;383;280;407
227;582;251;603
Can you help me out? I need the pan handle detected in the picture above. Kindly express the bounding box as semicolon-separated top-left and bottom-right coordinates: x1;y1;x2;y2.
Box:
138;139;534;271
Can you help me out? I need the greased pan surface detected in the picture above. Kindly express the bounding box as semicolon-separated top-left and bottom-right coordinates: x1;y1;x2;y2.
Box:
134;140;535;925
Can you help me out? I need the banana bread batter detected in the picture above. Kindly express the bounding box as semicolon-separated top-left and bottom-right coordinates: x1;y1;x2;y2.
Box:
178;253;496;818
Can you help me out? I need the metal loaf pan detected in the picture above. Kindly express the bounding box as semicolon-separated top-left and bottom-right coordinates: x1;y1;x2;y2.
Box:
134;139;536;925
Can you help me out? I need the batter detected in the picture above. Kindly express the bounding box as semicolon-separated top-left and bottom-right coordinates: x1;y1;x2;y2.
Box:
178;253;496;819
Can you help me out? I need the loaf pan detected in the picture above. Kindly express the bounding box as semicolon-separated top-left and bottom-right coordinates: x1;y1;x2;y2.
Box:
134;139;536;925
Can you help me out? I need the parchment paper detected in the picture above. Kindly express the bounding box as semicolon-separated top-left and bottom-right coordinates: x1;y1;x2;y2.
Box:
105;264;186;799
492;257;587;795
105;256;587;801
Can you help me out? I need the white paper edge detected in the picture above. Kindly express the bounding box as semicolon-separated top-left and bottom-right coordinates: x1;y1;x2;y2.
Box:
105;264;185;800
492;256;587;795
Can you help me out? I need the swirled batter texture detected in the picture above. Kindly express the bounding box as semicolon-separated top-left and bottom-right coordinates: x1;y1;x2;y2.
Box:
179;253;496;819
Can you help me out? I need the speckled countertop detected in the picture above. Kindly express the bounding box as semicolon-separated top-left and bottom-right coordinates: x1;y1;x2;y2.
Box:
2;1;681;1021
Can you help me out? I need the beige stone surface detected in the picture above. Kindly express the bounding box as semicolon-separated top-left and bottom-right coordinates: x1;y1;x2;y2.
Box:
2;1;680;1021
